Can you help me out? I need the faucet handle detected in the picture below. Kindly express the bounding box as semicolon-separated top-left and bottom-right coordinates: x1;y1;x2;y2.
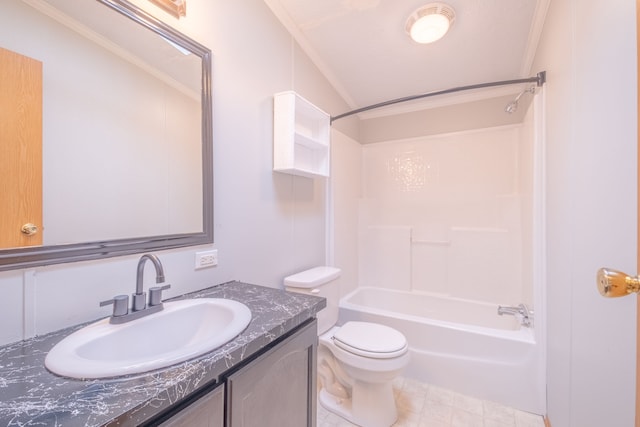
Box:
100;295;129;317
132;292;147;312
149;284;171;306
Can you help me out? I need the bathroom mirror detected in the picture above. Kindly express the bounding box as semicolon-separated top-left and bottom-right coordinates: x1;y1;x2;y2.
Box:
0;0;213;271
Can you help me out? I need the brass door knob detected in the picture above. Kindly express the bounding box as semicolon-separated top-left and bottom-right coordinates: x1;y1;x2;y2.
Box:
597;268;640;297
21;223;38;236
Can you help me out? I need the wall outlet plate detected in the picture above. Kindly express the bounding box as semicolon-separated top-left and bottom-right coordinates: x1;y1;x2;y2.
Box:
195;250;218;269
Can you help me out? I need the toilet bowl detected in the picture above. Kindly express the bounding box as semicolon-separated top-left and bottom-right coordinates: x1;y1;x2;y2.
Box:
284;267;409;427
318;322;410;427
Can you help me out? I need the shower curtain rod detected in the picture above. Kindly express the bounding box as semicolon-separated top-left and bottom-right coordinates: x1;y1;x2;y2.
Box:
330;71;546;123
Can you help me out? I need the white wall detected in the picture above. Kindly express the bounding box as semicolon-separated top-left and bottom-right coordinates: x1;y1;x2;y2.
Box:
330;129;362;297
520;103;536;307
0;0;358;346
533;0;638;426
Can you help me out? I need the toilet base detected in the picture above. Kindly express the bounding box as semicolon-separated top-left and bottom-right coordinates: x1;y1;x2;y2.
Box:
319;382;398;427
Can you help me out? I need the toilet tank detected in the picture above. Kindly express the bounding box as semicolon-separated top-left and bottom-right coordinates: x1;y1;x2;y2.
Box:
284;266;341;334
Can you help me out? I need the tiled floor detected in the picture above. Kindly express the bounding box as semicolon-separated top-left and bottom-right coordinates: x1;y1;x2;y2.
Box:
317;377;546;427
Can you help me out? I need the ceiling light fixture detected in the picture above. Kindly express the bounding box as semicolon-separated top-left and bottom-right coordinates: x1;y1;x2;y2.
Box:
405;3;455;44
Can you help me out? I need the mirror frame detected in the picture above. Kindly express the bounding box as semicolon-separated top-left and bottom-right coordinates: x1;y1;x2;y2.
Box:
0;0;213;271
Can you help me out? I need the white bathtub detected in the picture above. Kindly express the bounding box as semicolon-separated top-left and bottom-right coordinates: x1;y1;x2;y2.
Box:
339;287;545;415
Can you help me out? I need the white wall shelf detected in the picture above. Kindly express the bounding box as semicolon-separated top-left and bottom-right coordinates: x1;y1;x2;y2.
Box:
273;91;330;178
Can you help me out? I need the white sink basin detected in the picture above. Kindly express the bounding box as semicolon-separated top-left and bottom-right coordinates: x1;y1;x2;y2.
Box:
45;298;252;379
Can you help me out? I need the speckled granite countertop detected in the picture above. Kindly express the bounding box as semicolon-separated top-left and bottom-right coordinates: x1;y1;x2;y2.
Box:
0;281;325;426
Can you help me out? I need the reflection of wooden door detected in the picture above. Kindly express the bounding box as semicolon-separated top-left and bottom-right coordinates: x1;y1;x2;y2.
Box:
0;47;43;247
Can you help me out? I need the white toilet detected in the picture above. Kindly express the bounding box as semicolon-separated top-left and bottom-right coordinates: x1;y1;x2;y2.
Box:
284;266;410;427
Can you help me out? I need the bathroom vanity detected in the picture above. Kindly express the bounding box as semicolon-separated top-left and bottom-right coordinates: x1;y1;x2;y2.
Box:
151;320;317;427
0;281;325;426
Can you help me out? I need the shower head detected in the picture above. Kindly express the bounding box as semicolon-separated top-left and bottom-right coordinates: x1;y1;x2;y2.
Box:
505;86;536;114
504;100;519;114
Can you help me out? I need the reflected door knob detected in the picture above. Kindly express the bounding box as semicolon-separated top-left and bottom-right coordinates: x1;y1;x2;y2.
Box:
21;223;38;236
597;268;640;297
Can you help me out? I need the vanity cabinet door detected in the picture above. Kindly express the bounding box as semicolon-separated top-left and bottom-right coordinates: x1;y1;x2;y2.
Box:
158;383;224;427
226;320;317;427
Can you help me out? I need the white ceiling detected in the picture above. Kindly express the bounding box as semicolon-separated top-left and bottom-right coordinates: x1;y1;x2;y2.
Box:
264;0;550;117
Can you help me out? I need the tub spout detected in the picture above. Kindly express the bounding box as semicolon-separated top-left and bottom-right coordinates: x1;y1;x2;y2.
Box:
497;303;533;327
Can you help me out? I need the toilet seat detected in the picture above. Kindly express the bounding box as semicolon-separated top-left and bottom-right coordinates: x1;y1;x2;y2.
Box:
332;321;408;359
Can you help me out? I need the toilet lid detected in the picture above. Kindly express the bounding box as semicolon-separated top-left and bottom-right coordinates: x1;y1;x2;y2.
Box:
332;321;408;359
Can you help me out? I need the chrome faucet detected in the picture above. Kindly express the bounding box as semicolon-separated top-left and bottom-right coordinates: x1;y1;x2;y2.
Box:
133;254;166;311
497;303;533;327
100;254;171;324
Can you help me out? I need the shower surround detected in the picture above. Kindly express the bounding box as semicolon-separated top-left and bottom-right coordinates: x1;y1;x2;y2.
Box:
345;115;545;414
358;124;533;306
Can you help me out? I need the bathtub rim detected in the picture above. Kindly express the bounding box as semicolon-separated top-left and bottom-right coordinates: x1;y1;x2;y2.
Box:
339;286;536;344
